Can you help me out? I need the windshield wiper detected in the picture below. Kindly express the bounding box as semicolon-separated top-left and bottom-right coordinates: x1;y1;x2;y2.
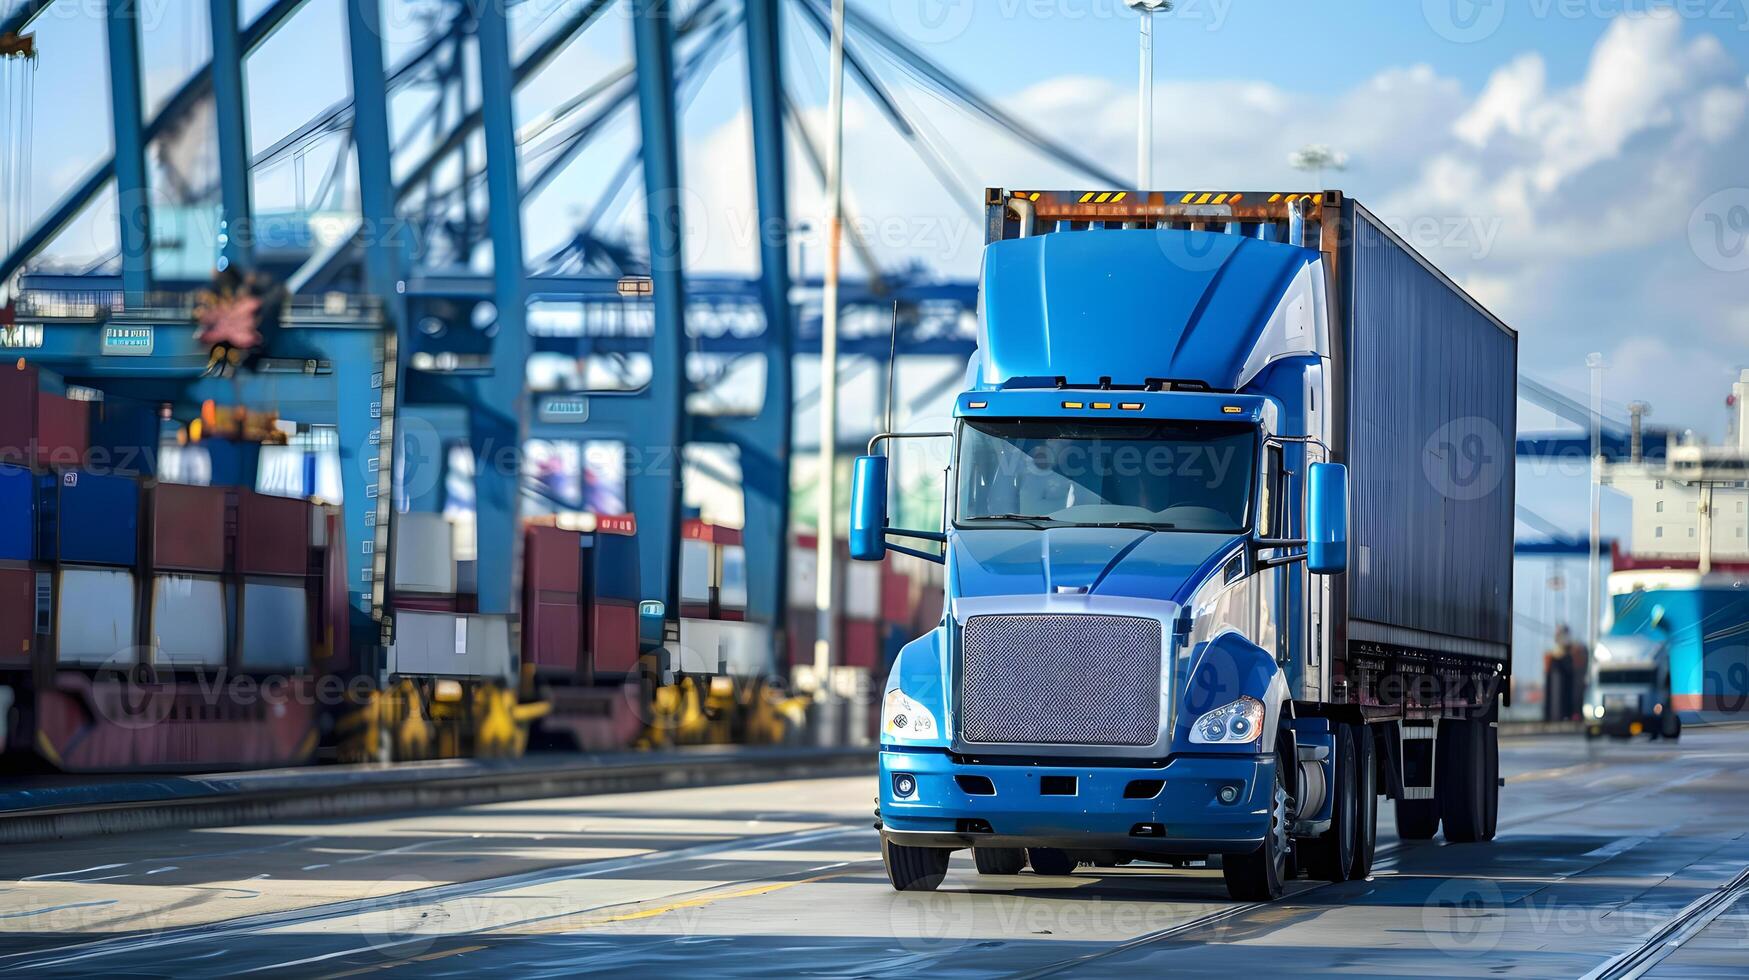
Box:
962;514;1056;529
1079;521;1179;531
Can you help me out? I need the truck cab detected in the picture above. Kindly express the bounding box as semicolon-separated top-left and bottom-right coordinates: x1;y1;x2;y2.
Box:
852;189;1515;900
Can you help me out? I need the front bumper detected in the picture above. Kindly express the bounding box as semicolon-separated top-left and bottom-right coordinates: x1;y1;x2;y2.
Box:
878;747;1275;855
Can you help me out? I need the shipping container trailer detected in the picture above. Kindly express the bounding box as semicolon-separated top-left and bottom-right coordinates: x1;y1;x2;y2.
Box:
857;188;1516;899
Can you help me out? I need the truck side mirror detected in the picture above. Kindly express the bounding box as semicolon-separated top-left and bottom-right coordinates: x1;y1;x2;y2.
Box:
1307;462;1348;576
849;455;889;562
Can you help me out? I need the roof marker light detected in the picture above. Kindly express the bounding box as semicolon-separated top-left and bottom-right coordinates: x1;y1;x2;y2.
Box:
968;401;987;409
1222;406;1244;415
1120;403;1144;411
1062;401;1085;410
1092;402;1112;410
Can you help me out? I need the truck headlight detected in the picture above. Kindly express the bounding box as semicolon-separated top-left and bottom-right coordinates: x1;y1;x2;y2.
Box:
1189;696;1266;745
882;689;939;741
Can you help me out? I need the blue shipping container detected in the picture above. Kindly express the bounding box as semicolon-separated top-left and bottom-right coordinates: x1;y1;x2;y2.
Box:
0;463;31;561
37;470;140;567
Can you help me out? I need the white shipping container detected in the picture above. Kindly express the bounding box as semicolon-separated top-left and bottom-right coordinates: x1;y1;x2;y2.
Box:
845;562;881;621
55;568;136;666
388;611;515;683
720;545;749;611
392;512;458;594
240;578;309;670
151;574;227;667
678;618;773;678
680;539;711;604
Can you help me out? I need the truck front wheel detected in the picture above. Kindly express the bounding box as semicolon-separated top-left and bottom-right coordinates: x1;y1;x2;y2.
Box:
1660;706;1682;741
882;837;952;892
973;847;1028;875
1223;759;1290;901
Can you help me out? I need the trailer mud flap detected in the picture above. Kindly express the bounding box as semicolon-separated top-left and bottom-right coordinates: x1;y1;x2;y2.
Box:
1400;720;1436;801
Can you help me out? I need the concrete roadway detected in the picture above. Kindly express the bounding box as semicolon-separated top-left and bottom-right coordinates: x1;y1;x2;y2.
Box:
1;730;1746;978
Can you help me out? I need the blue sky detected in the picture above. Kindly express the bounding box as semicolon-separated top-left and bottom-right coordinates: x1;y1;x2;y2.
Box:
6;0;1749;542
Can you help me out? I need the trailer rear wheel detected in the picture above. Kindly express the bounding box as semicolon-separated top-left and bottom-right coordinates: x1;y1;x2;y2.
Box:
1302;722;1357;882
1438;717;1488;843
882;837;951;892
973;847;1027;875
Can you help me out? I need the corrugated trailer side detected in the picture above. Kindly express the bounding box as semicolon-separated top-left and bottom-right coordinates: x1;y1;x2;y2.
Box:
1340;200;1517;663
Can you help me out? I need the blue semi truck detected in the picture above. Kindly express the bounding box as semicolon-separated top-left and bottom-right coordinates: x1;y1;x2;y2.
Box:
850;189;1517;900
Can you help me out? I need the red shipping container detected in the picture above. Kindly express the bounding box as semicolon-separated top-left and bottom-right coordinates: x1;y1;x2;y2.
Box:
524;596;582;672
841;619;880;671
590;600;640;674
233;491;312;576
524;525;582;594
0;366;89;469
0;566;36;666
0;364;38;464
151;483;228;572
34;393;89;469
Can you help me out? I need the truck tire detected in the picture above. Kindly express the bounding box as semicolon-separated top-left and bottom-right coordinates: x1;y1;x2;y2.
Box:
1026;848;1077;876
1223;759;1290;901
1661;707;1682;741
882;837;952;892
1350;722;1379;880
974;847;1027;875
1302;722;1356;882
1438;717;1488;843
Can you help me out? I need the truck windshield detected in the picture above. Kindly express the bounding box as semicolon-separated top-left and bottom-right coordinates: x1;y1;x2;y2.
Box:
956;418;1258;533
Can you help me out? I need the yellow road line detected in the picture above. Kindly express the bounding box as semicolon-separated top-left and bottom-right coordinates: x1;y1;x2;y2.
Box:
319;943;486;978
1507;761;1604;785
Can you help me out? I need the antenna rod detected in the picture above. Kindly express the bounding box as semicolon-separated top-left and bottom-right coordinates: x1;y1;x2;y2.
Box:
886;300;898;436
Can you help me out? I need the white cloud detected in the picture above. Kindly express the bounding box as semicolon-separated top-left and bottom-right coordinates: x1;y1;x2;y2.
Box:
655;11;1749;439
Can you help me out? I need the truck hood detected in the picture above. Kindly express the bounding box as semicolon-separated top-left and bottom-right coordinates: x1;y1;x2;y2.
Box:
950;527;1242;605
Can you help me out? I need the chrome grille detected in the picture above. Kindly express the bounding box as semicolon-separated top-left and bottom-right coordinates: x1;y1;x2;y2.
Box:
960;614;1162;746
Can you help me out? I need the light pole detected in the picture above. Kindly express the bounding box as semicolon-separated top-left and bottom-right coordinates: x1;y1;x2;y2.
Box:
1586;352;1604;657
1125;0;1171;188
814;0;847;739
